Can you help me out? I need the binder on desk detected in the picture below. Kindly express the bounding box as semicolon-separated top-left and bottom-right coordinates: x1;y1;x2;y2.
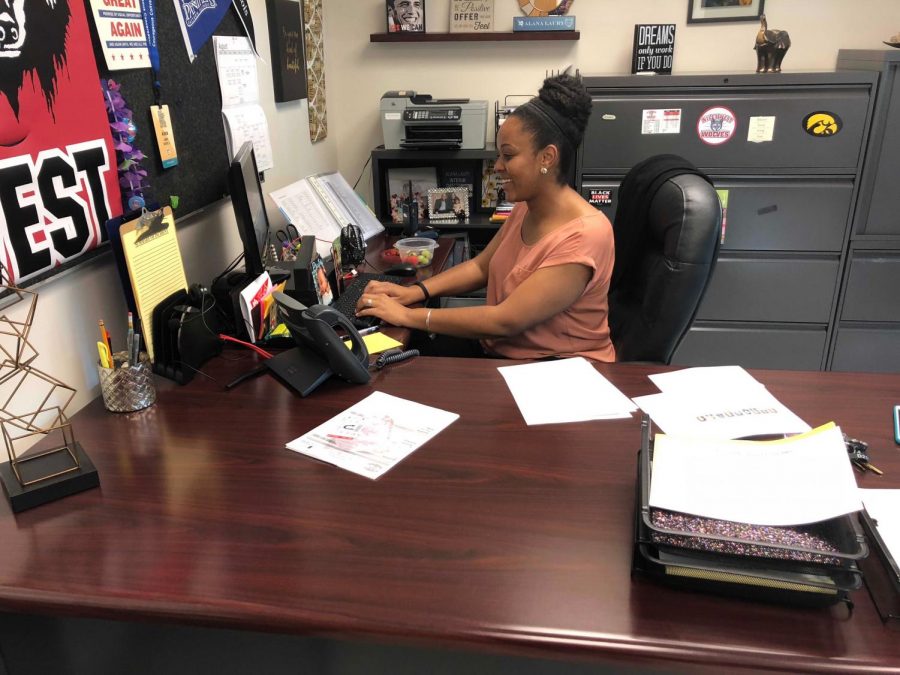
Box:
270;172;384;260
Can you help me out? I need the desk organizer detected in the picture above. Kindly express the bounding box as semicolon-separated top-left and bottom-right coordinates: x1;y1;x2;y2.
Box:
98;352;156;413
632;417;866;608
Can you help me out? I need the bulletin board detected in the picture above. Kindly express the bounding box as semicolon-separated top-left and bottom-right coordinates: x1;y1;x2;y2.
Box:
0;1;249;304
90;0;247;218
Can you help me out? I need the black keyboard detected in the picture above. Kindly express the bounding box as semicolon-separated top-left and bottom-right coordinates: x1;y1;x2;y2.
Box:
332;273;405;329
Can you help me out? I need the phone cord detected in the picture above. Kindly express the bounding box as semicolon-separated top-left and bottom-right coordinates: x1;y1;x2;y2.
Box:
373;348;420;370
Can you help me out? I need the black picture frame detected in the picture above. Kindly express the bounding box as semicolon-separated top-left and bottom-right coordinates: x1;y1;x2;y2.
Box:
386;0;426;33
687;0;764;24
266;0;307;102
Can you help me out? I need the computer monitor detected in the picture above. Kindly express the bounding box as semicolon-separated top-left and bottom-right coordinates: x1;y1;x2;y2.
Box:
228;141;269;278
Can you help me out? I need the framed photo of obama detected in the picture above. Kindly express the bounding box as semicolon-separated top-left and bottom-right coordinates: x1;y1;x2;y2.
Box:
387;0;426;32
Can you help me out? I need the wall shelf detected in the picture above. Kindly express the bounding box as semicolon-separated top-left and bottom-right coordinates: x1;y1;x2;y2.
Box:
370;31;579;43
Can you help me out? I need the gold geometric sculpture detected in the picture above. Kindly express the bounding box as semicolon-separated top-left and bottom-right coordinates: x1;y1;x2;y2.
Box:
0;268;98;512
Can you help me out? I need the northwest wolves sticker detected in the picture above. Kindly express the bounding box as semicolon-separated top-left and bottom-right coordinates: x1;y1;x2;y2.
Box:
697;106;737;146
803;111;842;137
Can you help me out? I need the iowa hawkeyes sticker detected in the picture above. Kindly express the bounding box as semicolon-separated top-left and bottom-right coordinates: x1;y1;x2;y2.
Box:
803;112;842;137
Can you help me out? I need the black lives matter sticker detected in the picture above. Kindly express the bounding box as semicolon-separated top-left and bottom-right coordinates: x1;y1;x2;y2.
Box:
589;189;613;207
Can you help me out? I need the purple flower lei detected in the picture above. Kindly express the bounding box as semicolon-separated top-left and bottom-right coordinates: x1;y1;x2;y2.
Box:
101;79;152;212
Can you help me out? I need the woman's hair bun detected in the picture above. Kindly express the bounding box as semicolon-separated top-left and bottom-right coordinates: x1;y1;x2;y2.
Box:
537;73;592;138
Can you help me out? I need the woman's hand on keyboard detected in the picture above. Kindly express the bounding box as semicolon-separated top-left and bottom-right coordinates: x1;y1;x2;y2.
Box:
362;280;420;306
356;292;411;328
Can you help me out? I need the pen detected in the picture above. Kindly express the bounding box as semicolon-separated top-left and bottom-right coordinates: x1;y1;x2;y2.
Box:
99;320;113;369
358;326;380;337
97;341;111;369
131;333;142;365
126;312;134;367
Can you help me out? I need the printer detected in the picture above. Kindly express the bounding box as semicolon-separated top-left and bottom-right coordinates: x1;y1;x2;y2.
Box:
381;91;488;150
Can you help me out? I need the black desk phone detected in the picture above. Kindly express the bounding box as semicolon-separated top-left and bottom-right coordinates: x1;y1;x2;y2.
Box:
267;293;370;396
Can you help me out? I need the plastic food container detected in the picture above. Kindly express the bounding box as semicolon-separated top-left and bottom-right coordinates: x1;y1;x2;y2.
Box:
394;237;437;268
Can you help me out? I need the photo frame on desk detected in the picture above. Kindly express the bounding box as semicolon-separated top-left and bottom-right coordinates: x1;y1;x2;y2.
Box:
387;167;437;224
428;187;470;222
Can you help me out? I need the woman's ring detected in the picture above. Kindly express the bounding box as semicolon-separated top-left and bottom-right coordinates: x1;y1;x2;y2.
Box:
366;298;372;307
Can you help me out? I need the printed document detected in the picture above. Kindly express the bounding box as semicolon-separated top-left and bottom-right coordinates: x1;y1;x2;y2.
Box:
270;173;384;259
214;36;273;171
286;391;459;479
498;357;636;425
649;425;862;526
859;489;900;563
633;388;810;440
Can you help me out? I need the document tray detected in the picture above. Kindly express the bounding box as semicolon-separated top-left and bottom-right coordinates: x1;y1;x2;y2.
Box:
636;418;867;567
631;417;864;608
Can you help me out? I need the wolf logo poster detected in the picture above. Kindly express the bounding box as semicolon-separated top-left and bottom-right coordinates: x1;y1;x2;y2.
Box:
0;0;122;285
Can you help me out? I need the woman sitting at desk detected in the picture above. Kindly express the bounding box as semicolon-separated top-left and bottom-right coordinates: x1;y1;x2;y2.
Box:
356;73;615;362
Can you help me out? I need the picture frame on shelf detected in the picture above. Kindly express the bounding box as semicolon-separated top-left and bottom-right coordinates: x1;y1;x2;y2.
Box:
387;0;425;32
687;0;764;24
449;0;493;33
387;167;437;224
428;187;470;221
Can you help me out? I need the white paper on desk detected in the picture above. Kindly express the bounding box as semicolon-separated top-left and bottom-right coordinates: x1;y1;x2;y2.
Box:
286;391;459;480
860;489;900;564
633;388;810;440
649;366;768;397
649;425;863;526
498;357;636;425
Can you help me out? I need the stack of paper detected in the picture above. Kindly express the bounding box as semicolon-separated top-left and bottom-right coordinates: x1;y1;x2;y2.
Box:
498;357;637;425
649;425;863;526
633;365;811;440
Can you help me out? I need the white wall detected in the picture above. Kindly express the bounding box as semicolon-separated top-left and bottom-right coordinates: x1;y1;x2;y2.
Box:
12;0;900;448
326;0;900;203
10;0;337;449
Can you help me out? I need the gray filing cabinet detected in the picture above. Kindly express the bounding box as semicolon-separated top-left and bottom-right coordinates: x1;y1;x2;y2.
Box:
833;50;900;373
578;72;878;370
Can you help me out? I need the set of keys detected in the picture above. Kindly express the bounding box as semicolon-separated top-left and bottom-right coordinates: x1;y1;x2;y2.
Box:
843;433;883;475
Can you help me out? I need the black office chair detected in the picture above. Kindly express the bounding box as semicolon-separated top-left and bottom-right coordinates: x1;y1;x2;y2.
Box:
608;154;722;364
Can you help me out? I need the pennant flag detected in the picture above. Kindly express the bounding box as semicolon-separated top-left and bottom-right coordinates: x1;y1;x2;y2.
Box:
172;0;232;62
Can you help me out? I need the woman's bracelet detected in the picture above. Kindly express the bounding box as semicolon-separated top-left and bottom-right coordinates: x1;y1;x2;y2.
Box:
425;308;433;333
414;280;431;304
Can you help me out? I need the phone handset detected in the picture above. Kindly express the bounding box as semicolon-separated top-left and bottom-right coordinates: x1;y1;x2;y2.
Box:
301;305;371;384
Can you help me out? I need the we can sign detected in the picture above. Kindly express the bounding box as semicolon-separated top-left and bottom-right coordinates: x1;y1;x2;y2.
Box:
697;106;737;146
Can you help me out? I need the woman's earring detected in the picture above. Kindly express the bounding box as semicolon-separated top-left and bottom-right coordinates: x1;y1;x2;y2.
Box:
540;167;548;175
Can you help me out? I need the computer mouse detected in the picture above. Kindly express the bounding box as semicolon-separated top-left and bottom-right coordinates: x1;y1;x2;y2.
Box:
383;263;418;277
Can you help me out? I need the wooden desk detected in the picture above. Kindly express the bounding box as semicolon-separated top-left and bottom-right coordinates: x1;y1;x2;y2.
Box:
1;359;899;674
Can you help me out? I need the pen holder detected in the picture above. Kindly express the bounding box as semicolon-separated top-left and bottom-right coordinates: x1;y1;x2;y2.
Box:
98;351;156;413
